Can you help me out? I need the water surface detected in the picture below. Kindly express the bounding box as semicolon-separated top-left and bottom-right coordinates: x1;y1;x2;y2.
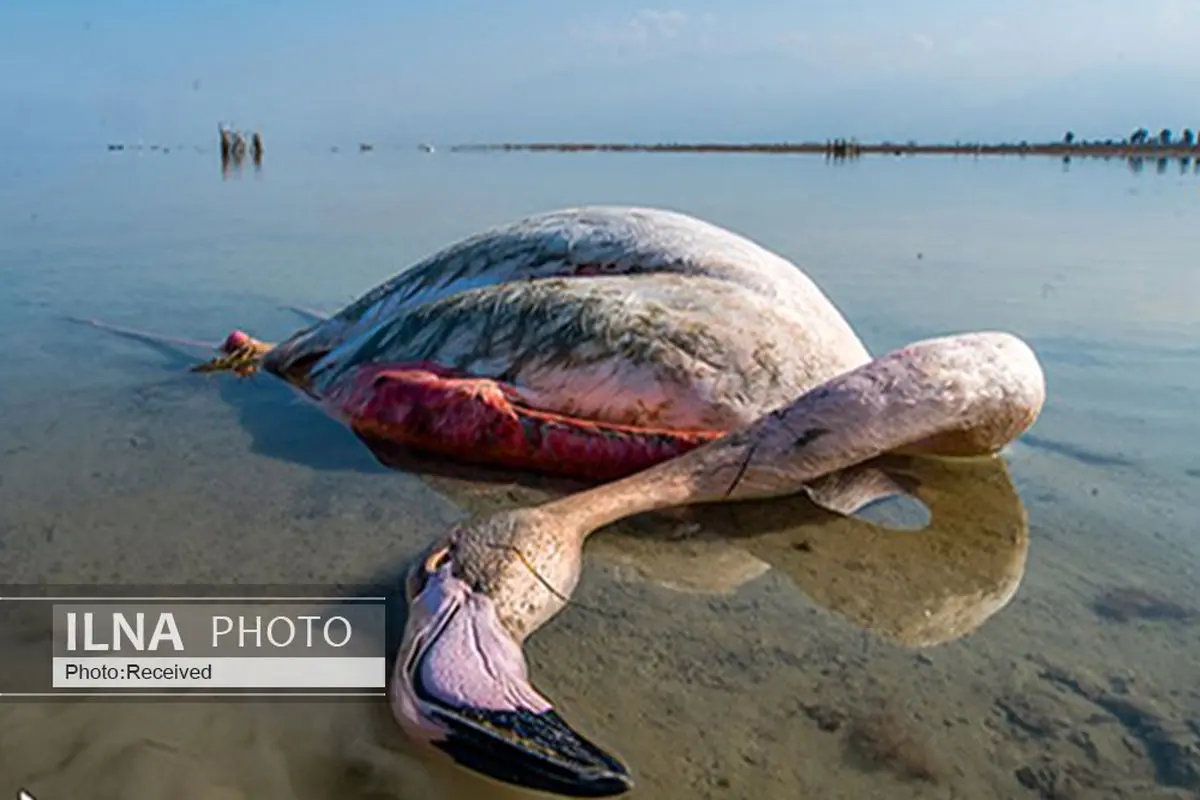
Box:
1;146;1198;799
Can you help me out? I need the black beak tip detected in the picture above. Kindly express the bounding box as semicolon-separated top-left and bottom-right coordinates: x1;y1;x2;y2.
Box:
432;708;634;797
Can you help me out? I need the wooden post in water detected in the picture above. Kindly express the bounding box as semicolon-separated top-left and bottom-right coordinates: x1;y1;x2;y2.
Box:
219;124;262;175
219;124;233;162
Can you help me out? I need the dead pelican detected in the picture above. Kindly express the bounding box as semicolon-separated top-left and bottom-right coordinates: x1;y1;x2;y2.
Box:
83;207;1046;796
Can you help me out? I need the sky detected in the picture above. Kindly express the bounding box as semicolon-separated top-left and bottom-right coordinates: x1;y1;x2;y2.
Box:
3;0;1200;148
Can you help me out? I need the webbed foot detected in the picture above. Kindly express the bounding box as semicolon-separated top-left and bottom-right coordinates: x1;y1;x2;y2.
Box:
190;330;273;377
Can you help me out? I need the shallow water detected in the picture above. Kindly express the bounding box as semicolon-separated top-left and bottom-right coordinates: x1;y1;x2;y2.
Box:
1;146;1198;799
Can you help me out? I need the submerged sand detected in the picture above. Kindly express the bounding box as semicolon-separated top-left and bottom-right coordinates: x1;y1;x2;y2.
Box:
0;344;1197;800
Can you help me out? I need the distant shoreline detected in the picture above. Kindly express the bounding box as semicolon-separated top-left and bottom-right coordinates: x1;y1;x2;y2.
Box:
448;141;1200;159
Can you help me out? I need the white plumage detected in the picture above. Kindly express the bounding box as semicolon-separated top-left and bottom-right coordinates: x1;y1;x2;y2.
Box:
265;206;874;429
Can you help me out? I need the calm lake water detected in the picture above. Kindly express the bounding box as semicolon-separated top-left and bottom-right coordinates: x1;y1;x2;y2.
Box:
0;146;1198;799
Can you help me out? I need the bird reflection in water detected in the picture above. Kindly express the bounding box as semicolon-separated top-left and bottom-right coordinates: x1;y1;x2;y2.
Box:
423;450;1029;656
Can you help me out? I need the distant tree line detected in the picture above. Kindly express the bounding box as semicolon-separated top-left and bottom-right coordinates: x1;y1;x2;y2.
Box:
1062;127;1197;147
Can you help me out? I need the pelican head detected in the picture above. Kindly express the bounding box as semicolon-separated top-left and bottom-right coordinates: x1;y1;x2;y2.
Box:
391;510;633;797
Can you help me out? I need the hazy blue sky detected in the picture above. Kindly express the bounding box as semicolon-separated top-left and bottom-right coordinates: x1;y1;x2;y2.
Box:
3;0;1199;147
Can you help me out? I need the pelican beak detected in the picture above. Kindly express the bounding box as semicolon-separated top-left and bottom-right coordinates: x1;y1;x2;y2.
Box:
424;704;633;797
393;559;633;797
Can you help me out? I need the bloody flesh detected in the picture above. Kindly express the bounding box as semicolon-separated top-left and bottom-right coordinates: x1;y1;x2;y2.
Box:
319;361;725;481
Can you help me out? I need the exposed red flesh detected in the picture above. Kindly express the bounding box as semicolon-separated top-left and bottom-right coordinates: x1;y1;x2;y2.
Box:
222;329;254;352
322;362;726;481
